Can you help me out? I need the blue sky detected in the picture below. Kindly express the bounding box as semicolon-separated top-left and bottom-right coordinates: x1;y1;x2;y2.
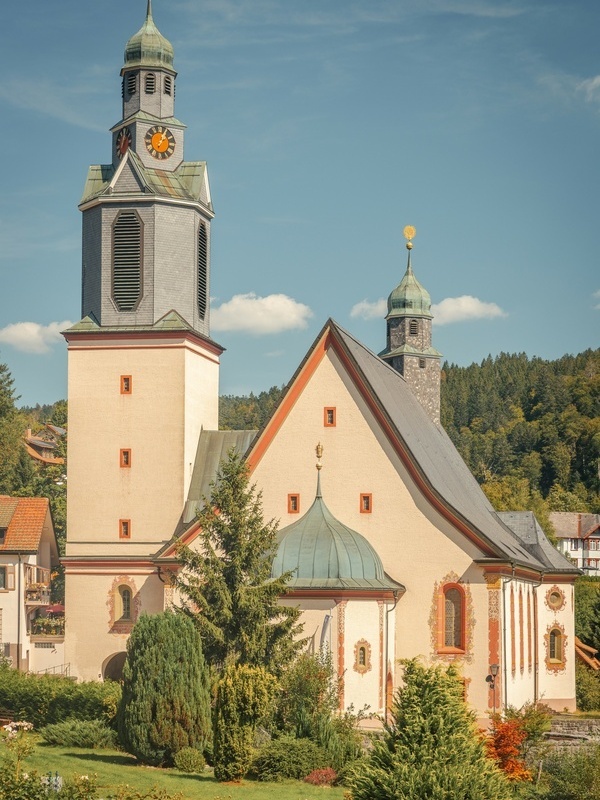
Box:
0;0;598;408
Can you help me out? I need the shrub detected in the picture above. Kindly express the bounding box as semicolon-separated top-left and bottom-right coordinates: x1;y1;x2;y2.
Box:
117;612;211;767
575;661;600;711
213;665;278;782
40;718;117;749
304;767;337;786
0;664;121;728
252;736;328;781
173;747;205;774
541;742;600;799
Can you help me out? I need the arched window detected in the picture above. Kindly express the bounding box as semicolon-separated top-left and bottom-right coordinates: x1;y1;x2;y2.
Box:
549;628;562;662
127;73;137;96
353;639;371;674
358;646;366;666
409;319;419;336
113;211;142;311
145;73;156;94
198;222;208;320
119;586;132;621
164;75;172;96
444;587;463;648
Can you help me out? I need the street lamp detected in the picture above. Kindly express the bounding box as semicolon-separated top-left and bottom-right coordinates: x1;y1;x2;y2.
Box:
486;663;500;715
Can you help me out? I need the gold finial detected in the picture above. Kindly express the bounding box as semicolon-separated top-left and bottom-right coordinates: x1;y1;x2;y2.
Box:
316;442;324;470
403;225;416;251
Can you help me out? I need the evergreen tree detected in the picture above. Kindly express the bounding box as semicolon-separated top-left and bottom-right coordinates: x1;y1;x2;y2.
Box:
174;450;303;674
213;664;277;781
117;611;211;767
348;659;512;800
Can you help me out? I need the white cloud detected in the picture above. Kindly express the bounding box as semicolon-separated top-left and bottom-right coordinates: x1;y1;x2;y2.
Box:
578;75;600;103
593;290;600;310
211;293;312;334
0;321;72;354
432;296;507;325
350;298;387;320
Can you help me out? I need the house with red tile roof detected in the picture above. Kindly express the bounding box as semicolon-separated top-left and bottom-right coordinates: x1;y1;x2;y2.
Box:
0;496;63;673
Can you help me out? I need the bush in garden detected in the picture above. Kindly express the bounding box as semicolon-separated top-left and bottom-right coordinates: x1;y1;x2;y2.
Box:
575;661;600;711
348;659;513;800
213;664;277;782
487;717;531;782
540;742;600;800
304;767;337;786
117;611;211;767
173;747;205;774
0;663;121;728
251;736;328;781
40;718;117;748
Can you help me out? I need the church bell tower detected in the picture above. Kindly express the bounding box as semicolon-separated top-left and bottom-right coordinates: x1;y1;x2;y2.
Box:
64;1;221;680
379;227;442;424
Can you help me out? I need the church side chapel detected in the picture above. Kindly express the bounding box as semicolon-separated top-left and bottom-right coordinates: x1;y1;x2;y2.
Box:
63;1;579;719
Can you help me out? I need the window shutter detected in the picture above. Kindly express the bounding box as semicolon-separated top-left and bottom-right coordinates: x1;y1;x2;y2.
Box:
198;223;208;319
113;211;142;311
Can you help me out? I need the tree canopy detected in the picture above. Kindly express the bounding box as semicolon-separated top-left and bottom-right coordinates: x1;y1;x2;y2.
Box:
174;450;303;674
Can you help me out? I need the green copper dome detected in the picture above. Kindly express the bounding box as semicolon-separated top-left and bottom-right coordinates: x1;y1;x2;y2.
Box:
271;474;402;591
124;1;174;71
387;251;432;319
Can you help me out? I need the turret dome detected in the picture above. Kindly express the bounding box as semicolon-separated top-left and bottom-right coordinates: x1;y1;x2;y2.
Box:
387;251;432;319
271;473;402;591
123;1;174;72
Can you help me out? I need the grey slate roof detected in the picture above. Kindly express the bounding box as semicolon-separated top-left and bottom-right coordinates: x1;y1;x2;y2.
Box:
305;320;579;574
181;429;259;527
497;512;581;574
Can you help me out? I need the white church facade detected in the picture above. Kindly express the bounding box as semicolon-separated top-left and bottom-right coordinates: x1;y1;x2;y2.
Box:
62;1;579;721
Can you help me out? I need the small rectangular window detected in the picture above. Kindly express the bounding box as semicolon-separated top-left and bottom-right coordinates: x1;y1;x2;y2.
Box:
121;375;132;394
120;449;131;468
0;567;6;590
419;358;426;369
324;407;336;427
288;494;300;514
360;493;372;514
119;520;131;539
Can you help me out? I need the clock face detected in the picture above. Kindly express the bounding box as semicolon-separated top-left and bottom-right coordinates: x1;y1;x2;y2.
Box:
116;127;132;158
145;126;176;160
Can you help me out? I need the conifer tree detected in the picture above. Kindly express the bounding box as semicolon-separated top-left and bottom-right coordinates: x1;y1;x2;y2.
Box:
174;450;303;674
348;659;512;800
117;611;211;767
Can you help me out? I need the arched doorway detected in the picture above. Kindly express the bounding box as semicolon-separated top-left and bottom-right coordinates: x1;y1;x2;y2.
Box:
102;651;126;681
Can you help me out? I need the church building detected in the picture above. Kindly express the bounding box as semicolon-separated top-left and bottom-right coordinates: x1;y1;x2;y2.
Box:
63;1;579;720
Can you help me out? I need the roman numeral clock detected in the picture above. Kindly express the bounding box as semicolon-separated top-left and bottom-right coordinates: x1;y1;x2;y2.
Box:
145;125;176;160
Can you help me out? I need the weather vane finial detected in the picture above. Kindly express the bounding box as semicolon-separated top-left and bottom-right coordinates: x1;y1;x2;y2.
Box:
315;442;324;471
403;225;416;251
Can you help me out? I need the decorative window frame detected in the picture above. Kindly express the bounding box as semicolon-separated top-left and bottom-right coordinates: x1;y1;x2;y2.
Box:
107;576;140;634
287;494;300;514
353;639;372;674
430;571;475;662
544;623;567;673
545;586;566;612
324;407;336;427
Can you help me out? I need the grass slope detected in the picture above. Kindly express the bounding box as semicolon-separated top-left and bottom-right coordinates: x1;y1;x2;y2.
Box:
27;743;345;799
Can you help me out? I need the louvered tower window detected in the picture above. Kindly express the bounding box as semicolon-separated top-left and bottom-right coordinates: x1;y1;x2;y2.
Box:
113;211;142;311
164;75;172;95
198;222;208;320
409;319;419;335
145;73;156;93
127;73;137;96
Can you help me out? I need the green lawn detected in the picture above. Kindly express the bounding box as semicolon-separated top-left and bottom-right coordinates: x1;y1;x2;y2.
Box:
25;742;346;800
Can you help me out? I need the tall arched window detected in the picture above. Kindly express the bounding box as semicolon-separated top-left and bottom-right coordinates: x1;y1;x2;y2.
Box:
119;586;132;621
198;222;208;320
549;628;562;662
145;73;156;94
443;586;464;650
113;211;142;311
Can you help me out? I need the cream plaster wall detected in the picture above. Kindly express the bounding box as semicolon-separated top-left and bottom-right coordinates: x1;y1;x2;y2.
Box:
64;568;165;681
66;336;219;557
536;581;576;711
343;600;384;714
252;350;495;712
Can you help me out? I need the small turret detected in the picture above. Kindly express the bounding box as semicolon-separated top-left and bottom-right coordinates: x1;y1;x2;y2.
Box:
379;226;442;424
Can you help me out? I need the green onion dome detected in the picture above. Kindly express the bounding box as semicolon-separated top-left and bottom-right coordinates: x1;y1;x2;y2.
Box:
123;1;174;71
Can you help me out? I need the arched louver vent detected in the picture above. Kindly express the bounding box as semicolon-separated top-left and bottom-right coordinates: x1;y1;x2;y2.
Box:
113;211;142;311
164;75;172;95
198;223;208;320
127;73;137;96
409;319;419;335
145;73;156;94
